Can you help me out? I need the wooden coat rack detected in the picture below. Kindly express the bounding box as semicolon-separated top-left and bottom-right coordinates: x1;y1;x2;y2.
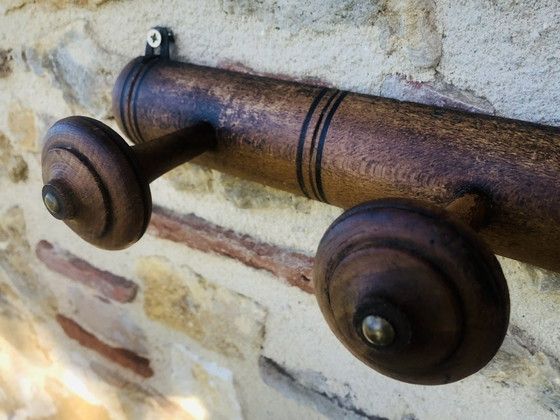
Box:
41;28;559;385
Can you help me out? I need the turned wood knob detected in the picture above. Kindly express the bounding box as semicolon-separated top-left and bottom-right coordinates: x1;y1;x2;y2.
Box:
41;116;215;249
313;197;510;385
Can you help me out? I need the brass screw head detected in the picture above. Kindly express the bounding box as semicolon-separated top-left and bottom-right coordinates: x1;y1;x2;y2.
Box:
43;191;61;215
361;315;395;346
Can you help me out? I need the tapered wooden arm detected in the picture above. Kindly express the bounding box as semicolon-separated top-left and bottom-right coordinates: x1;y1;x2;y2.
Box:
42;116;215;249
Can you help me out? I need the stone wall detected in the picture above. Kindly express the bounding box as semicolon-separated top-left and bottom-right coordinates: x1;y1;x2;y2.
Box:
0;1;559;419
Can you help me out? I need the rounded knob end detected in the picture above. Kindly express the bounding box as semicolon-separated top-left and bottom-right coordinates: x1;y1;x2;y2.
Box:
41;116;151;250
313;199;510;385
42;182;75;220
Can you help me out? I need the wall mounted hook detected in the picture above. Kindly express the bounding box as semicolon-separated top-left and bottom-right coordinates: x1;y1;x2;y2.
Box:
41;28;559;385
42;116;215;249
145;27;174;58
314;195;509;384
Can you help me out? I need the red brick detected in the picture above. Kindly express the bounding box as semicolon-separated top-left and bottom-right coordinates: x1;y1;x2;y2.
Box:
36;241;138;303
56;314;154;378
149;205;315;294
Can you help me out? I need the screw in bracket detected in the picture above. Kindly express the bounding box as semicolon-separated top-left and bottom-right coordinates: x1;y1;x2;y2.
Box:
147;28;162;48
144;27;175;59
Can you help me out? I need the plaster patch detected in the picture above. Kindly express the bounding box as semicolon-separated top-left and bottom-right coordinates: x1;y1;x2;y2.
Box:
438;1;560;123
165;163;321;211
218;0;440;70
7;103;40;153
0;314;51;367
168;344;242;420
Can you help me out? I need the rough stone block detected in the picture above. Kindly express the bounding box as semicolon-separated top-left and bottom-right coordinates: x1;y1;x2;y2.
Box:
522;265;560;293
218;0;441;74
164;164;215;195
45;378;111;420
385;0;441;68
21;20;119;118
0;344;56;419
0;292;52;367
215;171;306;210
221;0;441;68
0;0;28;14
36;240;138;303
149;205;314;293
138;256;267;359
0;131;28;183
484;326;560;416
437;2;560;124
219;0;382;33
0;358;110;420
0;49;12;78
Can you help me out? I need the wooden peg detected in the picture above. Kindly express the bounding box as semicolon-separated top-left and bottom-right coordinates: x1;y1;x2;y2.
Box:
41;116;216;249
313;197;509;385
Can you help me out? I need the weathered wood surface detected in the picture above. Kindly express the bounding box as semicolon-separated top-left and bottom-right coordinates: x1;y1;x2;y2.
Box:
42;116;215;249
114;57;560;273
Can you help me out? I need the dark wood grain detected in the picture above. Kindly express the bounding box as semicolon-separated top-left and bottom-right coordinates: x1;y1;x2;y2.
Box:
42;116;215;249
113;57;560;273
313;198;509;385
